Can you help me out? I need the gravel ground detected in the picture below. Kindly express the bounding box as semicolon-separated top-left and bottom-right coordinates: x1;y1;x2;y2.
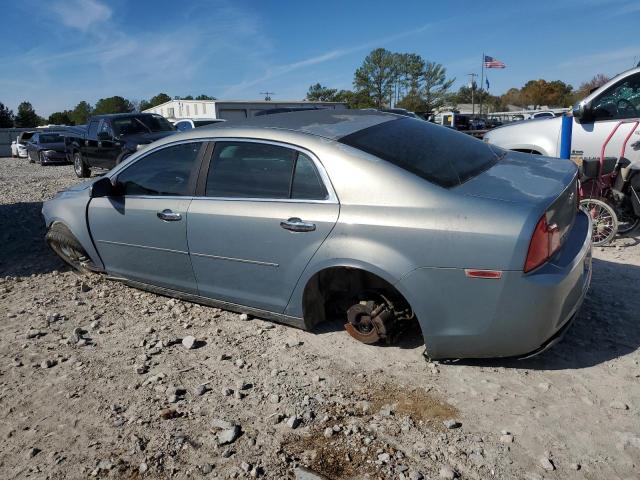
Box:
0;157;639;480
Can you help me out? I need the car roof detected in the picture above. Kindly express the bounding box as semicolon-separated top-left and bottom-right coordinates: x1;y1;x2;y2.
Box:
92;112;162;120
217;109;398;140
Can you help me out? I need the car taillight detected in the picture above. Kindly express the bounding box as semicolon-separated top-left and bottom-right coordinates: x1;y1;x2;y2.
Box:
524;215;561;273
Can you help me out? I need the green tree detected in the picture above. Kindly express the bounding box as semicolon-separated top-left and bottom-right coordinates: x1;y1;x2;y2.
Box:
392;53;425;105
93;96;134;115
195;94;216;100
396;93;425;112
70;101;92;125
48;111;74;125
354;48;396;108
14;101;42;127
420;62;455;113
139;93;172;111
0;102;14;128
306;83;339;101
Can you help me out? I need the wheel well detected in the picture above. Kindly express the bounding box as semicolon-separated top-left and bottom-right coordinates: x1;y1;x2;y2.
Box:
301;266;413;330
512;148;542;155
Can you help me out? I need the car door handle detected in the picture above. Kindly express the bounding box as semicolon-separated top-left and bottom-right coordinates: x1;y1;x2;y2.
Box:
280;217;316;232
157;209;182;221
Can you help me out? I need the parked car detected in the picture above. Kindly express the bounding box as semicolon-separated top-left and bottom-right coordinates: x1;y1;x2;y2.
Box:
66;113;177;178
468;118;487;130
529;111;556;120
10;139;22;158
42;110;591;359
25;131;68;165
12;131;36;158
174;118;226;131
484;65;640;164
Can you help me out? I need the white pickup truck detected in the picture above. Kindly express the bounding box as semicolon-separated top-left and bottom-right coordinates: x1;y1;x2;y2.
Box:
484;66;640;164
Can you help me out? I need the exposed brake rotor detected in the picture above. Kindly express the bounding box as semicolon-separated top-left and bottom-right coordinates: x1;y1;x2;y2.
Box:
345;299;395;344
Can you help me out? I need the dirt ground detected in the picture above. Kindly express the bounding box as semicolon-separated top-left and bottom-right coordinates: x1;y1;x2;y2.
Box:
0;156;639;480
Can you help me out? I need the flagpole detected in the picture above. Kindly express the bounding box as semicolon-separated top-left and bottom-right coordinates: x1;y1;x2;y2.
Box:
480;52;485;117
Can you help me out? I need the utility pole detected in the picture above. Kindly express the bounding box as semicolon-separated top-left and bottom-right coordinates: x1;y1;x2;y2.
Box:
468;73;478;116
260;92;275;101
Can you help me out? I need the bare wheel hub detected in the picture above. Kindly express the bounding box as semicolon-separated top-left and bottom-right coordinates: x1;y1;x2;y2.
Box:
345;300;394;344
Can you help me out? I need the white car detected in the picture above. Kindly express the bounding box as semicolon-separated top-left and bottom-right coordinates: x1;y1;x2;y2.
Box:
529;111;556;120
11;137;28;158
485;65;640;165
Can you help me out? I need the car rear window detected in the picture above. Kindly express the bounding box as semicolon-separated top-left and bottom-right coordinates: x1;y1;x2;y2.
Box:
339;117;501;188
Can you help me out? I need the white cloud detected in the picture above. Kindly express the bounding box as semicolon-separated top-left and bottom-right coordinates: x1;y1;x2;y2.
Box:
50;0;112;32
221;23;434;98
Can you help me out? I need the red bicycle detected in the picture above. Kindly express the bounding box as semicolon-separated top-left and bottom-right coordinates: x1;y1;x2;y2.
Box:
578;119;639;246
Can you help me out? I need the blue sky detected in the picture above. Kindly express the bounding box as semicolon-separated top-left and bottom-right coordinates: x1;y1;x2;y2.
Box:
1;0;638;116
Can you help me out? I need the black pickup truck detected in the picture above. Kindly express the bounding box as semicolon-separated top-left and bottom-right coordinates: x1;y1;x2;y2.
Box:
67;113;177;178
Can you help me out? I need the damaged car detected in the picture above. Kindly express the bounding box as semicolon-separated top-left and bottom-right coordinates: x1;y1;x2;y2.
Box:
26;131;69;165
42;110;592;359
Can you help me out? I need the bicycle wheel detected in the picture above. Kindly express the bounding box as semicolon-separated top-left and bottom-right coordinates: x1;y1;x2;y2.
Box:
580;197;618;246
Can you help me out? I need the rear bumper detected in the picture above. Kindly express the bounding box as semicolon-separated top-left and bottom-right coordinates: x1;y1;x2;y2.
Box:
398;210;592;359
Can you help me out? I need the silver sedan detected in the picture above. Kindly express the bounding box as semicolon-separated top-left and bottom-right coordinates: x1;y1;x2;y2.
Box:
42;110;592;359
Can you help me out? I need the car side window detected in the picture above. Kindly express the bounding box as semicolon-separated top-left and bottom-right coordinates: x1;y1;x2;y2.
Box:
206;142;296;198
591;73;640;121
100;121;114;137
291;153;328;200
88;121;99;139
116;142;203;196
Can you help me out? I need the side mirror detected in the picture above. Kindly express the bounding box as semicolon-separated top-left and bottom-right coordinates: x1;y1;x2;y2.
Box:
90;177;115;198
97;131;112;141
572;101;592;123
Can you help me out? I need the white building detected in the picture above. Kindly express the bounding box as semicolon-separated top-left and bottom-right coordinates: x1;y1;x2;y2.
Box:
143;99;347;121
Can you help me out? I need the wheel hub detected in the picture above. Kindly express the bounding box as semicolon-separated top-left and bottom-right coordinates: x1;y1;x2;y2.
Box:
344;300;396;344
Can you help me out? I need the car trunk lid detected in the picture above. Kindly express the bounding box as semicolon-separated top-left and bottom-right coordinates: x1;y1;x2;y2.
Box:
456;151;579;257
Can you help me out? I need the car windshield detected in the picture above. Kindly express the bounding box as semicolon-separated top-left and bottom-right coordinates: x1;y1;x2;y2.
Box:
112;115;175;136
39;133;63;143
339;117;502;188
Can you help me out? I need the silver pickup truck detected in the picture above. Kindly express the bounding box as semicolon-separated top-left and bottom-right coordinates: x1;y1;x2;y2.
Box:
484;66;640;164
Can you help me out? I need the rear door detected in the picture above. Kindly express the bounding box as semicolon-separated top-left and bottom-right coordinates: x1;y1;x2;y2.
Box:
88;141;205;293
187;140;339;313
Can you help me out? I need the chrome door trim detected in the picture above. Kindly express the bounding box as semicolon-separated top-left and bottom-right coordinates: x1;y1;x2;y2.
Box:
106;138;212;179
96;239;189;255
196;137;339;204
190;252;279;267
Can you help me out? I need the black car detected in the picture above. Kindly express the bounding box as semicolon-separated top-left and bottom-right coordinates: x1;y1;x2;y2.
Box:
67;113;177;178
26;132;68;165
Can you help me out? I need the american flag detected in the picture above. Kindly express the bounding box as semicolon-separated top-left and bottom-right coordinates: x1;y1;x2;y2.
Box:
484;55;506;69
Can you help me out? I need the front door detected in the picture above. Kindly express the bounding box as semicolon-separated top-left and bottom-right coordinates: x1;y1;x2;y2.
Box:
188;141;339;313
96;120;121;168
572;71;640;163
84;119;101;166
88;141;205;293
